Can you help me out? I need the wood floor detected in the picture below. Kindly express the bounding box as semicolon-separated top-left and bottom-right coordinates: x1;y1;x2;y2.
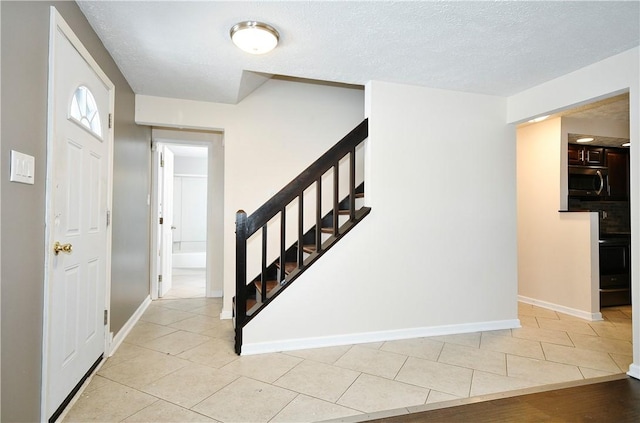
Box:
364;375;640;422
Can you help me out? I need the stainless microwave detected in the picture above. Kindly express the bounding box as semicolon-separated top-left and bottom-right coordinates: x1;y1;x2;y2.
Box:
568;166;609;197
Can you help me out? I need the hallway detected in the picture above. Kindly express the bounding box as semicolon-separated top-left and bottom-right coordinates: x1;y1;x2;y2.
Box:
61;279;632;422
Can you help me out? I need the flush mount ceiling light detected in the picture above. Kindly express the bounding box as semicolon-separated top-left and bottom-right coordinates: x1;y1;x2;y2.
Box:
230;21;279;54
576;137;595;143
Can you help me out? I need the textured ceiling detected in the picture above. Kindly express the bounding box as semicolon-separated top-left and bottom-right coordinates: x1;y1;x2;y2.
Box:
77;1;640;105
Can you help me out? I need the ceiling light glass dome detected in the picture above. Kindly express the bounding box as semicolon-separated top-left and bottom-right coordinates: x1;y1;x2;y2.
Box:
230;21;279;55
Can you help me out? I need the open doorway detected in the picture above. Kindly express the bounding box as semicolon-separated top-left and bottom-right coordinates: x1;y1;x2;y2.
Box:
516;93;631;319
150;128;224;300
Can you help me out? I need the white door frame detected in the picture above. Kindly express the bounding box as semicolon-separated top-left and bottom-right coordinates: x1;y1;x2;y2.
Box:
150;134;222;300
41;7;115;418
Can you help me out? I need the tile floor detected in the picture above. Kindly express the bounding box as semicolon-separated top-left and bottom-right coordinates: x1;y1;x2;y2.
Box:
62;271;633;422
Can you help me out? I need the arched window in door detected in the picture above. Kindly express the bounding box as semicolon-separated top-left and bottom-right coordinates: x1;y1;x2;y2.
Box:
69;85;102;139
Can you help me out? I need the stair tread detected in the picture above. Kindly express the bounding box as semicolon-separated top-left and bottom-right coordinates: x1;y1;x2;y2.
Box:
303;245;317;254
254;279;278;294
321;227;335;234
355;192;364;198
275;261;297;274
246;298;257;310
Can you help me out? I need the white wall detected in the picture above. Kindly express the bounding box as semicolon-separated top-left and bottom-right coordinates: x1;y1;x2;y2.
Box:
137;78;366;316
507;47;639;378
517;117;600;318
242;81;518;353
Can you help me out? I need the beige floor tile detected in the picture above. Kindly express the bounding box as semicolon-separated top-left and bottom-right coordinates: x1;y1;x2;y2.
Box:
141;307;196;325
168;314;222;333
480;332;545;360
191;303;224;317
395;357;472;398
579;367;619;379
359;341;385;349
271;394;361;423
542;342;618;372
506;355;583;384
97;349;189;389
589;324;632;342
192;377;297;422
99;343;150;371
601;308;632;321
282;345;352;364
536;317;598;336
159;297;212;312
512;326;574;346
62;381;156;422
470;370;540;397
139;330;210;355
337;373;429;413
438;342;507;375
519;315;539;328
123;399;216;422
63;297;634;421
199;321;235;341
430;332;482;348
380;337;444;361
81;375;116;394
141;363;238;408
556;312;587;322
518;304;559;319
568;332;632;355
177;338;238;368
482;328;513;337
425;390;461;404
220;352;302;383
274;360;360;402
124;321;178;345
610;353;633;373
334;345;407;379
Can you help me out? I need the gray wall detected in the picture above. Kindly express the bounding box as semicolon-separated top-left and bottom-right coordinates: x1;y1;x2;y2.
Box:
0;1;151;420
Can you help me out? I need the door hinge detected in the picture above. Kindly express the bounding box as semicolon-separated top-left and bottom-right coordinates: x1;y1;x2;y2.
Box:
158;274;163;282
159;217;163;224
108;113;113;129
160;152;164;168
103;309;108;325
106;210;111;227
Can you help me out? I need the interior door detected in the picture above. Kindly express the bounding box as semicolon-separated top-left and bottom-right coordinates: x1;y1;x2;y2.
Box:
44;10;113;419
159;145;175;296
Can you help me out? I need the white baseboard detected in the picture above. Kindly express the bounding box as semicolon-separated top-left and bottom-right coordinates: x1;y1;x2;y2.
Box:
220;309;233;320
628;363;640;380
518;295;603;321
207;290;223;298
241;319;520;356
108;295;151;356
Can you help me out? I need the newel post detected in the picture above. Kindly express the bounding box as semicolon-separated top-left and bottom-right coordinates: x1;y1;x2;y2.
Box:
235;210;248;355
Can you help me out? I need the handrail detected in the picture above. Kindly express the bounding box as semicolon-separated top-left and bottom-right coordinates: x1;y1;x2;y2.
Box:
244;119;368;236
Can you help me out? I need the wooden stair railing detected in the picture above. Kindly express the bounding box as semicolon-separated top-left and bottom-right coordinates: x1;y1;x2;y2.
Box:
234;118;370;354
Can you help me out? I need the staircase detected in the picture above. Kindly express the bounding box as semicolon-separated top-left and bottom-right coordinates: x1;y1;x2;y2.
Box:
234;119;370;354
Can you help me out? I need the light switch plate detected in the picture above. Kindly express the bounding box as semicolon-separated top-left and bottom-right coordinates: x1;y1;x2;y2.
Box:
10;150;35;185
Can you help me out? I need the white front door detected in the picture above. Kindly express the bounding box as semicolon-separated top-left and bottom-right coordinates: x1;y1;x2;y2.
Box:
159;145;175;296
43;9;114;419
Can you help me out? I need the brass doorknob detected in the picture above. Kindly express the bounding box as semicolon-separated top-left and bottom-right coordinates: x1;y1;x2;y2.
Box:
53;241;73;255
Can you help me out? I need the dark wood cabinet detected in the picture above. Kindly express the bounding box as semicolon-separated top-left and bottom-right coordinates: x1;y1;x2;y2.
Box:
568;144;605;166
605;148;630;199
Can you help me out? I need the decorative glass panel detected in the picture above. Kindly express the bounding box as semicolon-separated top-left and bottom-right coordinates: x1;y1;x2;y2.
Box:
69;86;102;138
